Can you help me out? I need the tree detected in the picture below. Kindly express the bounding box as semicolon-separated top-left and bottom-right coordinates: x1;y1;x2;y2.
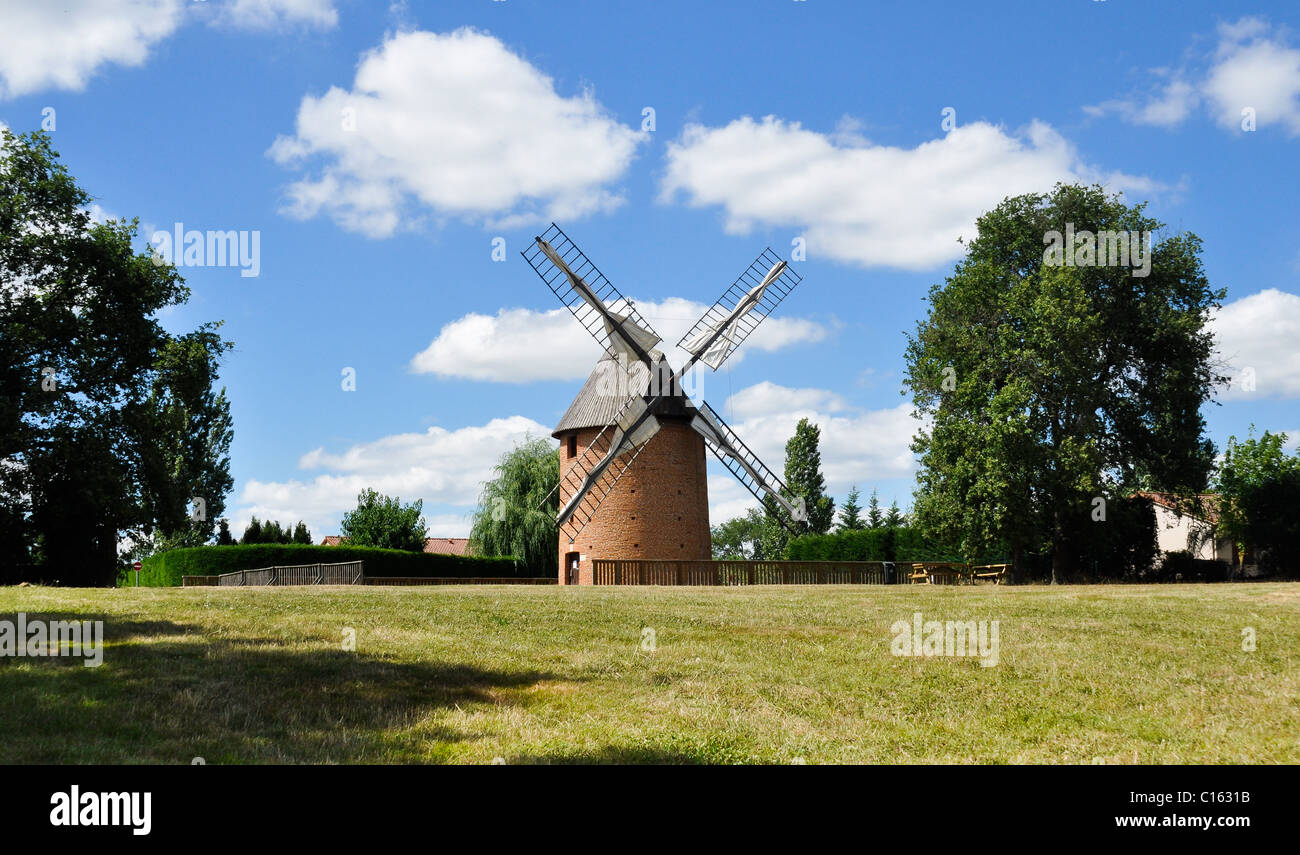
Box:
341;489;429;552
712;508;769;559
904;184;1223;583
468;438;558;576
263;520;287;543
130;331;234;547
1215;428;1300;574
761;418;835;557
292;521;312;544
1;130;233;583
241;517;264;544
866;489;884;529
240;517;296;545
884;500;905;528
837;485;864;531
786;419;835;534
216;519;235;546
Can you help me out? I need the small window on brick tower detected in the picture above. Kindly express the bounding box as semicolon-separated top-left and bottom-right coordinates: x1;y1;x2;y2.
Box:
567;435;577;458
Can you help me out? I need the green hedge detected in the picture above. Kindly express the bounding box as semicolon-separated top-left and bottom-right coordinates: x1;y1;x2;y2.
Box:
785;527;993;563
127;544;527;587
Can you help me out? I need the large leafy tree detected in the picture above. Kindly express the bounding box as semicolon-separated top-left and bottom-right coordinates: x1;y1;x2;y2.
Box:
341;489;429;552
2;130;233;583
905;184;1223;583
1214;428;1300;574
712;508;769;559
468;438;558;576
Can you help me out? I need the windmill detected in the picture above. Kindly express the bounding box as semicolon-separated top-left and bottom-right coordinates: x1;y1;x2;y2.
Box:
522;223;808;583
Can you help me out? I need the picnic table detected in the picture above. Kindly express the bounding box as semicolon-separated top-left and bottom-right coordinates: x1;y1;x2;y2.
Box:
905;563;1011;585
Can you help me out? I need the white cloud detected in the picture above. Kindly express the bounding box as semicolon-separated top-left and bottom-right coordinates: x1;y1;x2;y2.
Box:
706;394;920;522
1205;18;1300;135
232;415;551;539
410;297;828;383
0;0;184;99
269;28;646;237
218;0;338;30
660;116;1155;270
411;306;602;383
1084;78;1199;127
84;203;117;225
725;381;847;420
1212;288;1300;400
1085;18;1300;137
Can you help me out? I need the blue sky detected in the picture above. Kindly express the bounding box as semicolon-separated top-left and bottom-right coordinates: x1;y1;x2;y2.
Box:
2;0;1298;539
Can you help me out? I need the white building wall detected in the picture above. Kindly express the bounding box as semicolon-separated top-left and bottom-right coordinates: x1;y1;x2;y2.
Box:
1153;504;1231;562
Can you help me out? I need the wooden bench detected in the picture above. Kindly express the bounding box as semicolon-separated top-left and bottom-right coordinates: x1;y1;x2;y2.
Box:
970;564;1009;584
907;563;969;585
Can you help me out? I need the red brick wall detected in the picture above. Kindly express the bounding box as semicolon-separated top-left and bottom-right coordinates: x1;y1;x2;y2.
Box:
556;419;711;584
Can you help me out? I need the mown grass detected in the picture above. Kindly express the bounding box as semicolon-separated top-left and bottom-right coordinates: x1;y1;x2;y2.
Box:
1;583;1296;764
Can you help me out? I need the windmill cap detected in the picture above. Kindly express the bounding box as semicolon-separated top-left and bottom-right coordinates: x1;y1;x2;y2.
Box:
552;351;696;437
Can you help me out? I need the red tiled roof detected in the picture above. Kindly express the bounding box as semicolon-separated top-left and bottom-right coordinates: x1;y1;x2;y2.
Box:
423;538;470;556
1131;491;1221;524
320;535;470;555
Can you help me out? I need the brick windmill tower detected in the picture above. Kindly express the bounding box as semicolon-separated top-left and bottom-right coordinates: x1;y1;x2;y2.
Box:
552;352;711;584
523;225;809;585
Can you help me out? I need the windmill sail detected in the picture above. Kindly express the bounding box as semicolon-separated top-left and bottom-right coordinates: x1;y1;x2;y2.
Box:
522;224;662;366
689;401;808;527
602;310;661;365
677;250;802;371
527;224;814;548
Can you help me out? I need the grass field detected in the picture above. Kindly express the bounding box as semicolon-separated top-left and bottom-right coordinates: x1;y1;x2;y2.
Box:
2;583;1297;764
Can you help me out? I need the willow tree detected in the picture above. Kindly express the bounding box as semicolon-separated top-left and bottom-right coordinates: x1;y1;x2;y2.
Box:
469;438;559;576
904;184;1224;583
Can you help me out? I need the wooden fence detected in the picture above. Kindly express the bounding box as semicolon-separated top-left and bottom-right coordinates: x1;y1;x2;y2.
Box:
202;561;366;587
182;564;554;587
592;559;898;586
590;560;1013;586
365;577;556;586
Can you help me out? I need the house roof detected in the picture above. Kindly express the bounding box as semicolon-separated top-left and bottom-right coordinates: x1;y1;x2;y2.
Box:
320;535;470;555
1131;491;1222;524
552;351;697;437
423;538;469;556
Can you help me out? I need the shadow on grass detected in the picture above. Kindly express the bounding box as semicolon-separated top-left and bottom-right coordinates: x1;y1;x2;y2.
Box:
0;614;558;764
